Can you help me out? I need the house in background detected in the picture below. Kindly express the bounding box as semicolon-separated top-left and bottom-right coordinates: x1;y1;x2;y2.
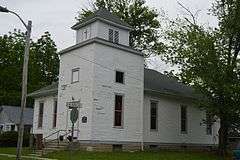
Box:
0;105;33;133
29;8;219;151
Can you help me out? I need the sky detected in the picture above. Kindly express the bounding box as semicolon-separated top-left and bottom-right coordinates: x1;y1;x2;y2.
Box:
0;0;217;71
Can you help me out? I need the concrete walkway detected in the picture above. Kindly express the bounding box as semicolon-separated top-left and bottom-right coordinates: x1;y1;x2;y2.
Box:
0;153;58;160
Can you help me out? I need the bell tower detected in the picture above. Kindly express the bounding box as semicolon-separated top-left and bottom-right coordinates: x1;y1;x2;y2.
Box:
71;8;132;46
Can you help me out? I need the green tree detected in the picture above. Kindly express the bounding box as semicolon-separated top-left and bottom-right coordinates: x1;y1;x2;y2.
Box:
0;30;59;106
77;0;162;57
160;0;240;156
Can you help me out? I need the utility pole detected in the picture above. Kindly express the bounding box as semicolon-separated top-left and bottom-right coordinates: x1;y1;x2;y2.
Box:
16;20;32;160
0;6;32;160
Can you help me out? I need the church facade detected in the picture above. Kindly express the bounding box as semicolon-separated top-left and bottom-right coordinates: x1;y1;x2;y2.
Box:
29;9;219;151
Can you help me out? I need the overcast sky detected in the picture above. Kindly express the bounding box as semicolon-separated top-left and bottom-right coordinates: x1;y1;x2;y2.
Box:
0;0;217;71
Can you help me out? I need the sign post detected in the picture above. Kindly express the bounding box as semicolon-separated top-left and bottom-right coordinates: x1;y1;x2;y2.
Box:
70;107;79;141
67;100;81;160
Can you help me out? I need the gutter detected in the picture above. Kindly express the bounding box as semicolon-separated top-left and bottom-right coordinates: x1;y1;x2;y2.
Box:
58;37;143;57
144;88;197;101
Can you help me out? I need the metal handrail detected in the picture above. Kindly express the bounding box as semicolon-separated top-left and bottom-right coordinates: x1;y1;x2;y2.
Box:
43;130;67;147
43;129;66;140
43;129;80;148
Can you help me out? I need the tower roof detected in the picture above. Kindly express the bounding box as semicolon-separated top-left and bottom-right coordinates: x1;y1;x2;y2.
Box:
72;8;133;30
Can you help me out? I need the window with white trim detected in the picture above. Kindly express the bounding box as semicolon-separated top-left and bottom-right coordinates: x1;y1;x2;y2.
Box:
114;31;119;44
206;112;213;135
5;125;11;131
109;29;119;43
180;105;187;133
115;71;124;84
71;68;79;83
53;100;57;128
114;94;123;127
11;125;15;131
38;102;44;128
150;101;158;130
109;29;114;42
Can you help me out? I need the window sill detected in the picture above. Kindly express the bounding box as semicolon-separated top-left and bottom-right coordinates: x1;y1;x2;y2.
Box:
113;126;124;129
150;129;158;132
71;81;79;84
115;81;125;85
181;131;188;134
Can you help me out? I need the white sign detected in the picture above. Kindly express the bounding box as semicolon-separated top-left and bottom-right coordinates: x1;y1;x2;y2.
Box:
66;101;82;108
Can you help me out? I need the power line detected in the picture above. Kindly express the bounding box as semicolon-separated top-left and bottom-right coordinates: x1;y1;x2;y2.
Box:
68;52;144;83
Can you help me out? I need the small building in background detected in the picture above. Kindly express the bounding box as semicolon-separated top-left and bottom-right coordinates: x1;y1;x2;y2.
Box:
0;105;33;133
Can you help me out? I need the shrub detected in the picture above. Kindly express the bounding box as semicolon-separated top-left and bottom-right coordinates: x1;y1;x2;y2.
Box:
0;131;30;147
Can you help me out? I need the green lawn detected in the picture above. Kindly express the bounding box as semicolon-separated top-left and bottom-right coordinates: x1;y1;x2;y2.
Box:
0;147;32;155
0;148;224;160
45;150;223;160
0;147;34;160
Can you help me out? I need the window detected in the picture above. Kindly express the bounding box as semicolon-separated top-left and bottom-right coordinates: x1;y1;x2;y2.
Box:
116;71;124;84
149;145;158;149
38;102;44;128
150;101;158;130
114;31;119;44
180;105;187;133
206;112;212;135
112;144;122;151
82;116;87;123
114;95;123;127
53;100;57;128
109;29;114;42
11;125;15;131
5;125;10;131
109;29;119;43
71;68;79;83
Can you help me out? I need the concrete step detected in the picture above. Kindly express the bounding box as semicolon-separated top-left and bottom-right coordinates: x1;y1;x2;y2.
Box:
45;145;67;148
42;140;70;155
45;142;69;147
27;153;41;157
45;143;69;146
44;147;62;151
44;146;66;150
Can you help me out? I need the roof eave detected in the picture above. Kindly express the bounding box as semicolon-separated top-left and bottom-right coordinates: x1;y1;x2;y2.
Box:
28;89;58;98
144;88;197;101
58;37;143;56
71;17;133;31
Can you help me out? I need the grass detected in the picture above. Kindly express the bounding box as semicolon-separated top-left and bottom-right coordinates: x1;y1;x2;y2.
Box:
0;147;32;155
45;150;223;160
0;147;224;160
0;147;34;160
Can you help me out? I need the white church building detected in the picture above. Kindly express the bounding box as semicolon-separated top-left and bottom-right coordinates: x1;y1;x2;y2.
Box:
29;9;219;151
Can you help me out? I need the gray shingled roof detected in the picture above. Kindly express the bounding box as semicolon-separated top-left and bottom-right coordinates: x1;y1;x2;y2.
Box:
144;69;197;99
28;69;197;99
27;82;58;98
72;8;133;30
0;106;33;125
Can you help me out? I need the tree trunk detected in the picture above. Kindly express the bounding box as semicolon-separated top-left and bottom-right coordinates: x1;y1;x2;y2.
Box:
218;117;229;157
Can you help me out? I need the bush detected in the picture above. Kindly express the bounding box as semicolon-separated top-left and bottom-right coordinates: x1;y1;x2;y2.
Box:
0;131;30;147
